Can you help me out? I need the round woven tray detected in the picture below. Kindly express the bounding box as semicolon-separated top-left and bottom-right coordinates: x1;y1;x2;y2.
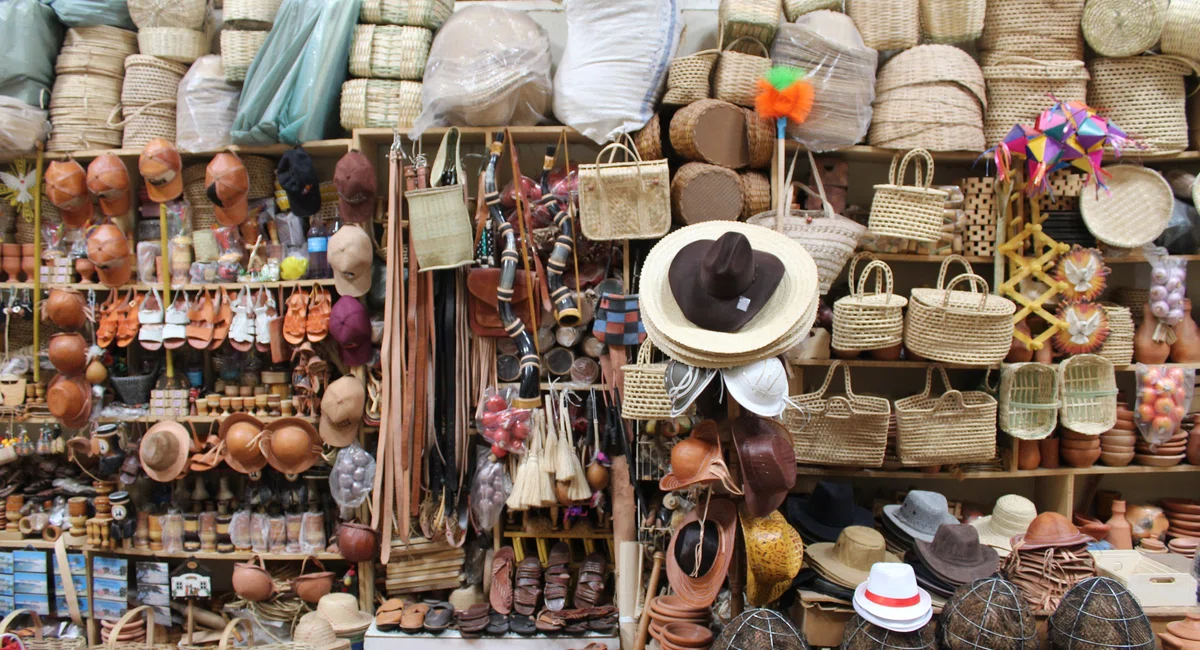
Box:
128;0;207;30
1081;0;1163;57
122;55;189;106
1079;165;1172;249
139;27;210;64
339;78;422;130
349;24;432;80
224;0;283;29
220;30;268;83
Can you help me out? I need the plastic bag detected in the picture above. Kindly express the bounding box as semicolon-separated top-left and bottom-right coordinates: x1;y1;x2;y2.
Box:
250;512;269;553
552;0;681;144
329;443;376;518
476;387;532;456
48;0;134;28
772;11;877;152
1146;246;1188;343
0;0;63;108
411;5;552;136
299;511;326;555
470;448;511;532
1156;198;1200;255
160;512;183;554
176;55;241;153
1135;364;1195;446
0;98;49;153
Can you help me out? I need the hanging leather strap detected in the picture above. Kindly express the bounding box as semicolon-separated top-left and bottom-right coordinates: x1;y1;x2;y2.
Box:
54;535;83;626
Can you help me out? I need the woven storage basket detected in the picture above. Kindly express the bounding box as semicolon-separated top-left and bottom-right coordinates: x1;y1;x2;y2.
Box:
784;0;839;20
848;0;920;51
64;25;140;51
747;199;865;295
50;73;122;106
869;84;985;152
340;78;422;129
788;361;891;468
1079;165;1173;248
359;0;454;29
875;43;986;102
669;99;749;168
117;104;178;148
981;58;1089;146
128;0;207;29
895;364;997;466
633;113;664;161
139;27;209;64
1096;303;1134;365
832;255;907;351
220;30;268;83
744;108;773;169
670;162;743;225
620;341;672;421
714;38;771;108
1058;354;1118;435
578;142;671;241
999;362;1059;440
224;0;283;28
404;183;472;270
980;0;1085;58
242;155;275;199
0;610;87;650
1088;56;1196;156
664;50;718;106
867;149;948;242
739;170;771;219
921;0;985;43
719;0;780;53
56;47;130;79
350;25;432;81
904;256;1016;365
1082;0;1163;57
1163;0;1200;61
122;55;188;106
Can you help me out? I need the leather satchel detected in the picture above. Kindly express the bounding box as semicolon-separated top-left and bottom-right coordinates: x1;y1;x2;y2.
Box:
467;269;539;338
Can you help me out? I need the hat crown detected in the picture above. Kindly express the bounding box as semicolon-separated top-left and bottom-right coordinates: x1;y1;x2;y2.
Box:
929;524;984;566
273;426;312;463
834;526;887;571
736;418;794;492
317;593;362;623
295;612;338;646
992;494;1037;534
1024;511;1081;545
142;430;180;470
897;491;950;535
46;161;88;207
699;232;756;300
227;422;262;462
810;482;859;528
729;358;787;401
864;562;920;601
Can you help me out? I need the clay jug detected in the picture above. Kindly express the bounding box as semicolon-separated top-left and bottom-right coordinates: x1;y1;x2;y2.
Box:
1106;499;1134;550
1017;439;1041;470
1039;437;1060;469
1006;321;1034;362
1135;303;1171;363
1172;299;1200;362
1034;341;1054;364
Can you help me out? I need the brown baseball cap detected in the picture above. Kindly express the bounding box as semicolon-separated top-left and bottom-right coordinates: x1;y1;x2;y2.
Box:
334;150;377;223
86;154;132;217
328;225;373;297
206;153;250;226
139;138;183;203
45;160;93;227
320;376;365;447
87;224;132;287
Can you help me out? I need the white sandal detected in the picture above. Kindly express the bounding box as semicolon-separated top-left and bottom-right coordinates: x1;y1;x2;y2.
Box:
230;287;255;352
254;288;276;352
139;287;164;351
163;292;190;350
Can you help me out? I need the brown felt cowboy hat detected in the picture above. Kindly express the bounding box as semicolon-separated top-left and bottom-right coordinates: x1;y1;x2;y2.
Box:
912;523;1000;586
220;413;267;474
140;421;191;482
732;415;796;517
659;420;741;494
667;230;785;333
666;497;738;610
263;417;322;476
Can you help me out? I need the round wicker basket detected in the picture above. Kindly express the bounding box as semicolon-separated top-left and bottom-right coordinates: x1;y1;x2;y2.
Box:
1081;0;1163;57
1088;55;1196;155
224;0;283;28
1163;0;1200;61
349;24;432;80
339;78;422;130
980;0;1085;59
117;104;178;149
242;155;276;200
128;0;208;30
359;0;454;29
122;55;188;107
981;58;1089;146
220;30;269;83
139;27;210;64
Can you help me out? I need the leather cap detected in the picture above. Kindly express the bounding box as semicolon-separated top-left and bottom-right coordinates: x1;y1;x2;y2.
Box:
49;333;89;376
263;417;321;475
140;421;191;482
86;154;132;216
45;160;93;227
666;497;737;610
47;374;92;429
139;138;183;203
206;153;250;226
328;226;373;297
86;224;132;287
334;150;377;223
220;413;267;474
319;376;364;447
732;415;796;517
1011;512;1093;550
46;289;87;331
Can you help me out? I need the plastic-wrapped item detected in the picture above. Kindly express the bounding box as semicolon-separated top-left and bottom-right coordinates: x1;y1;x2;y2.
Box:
250;512;269;553
411;5;552;136
470;448;510;532
476;387;532;456
215;226;246;281
1135;364;1194;446
137;242;161;285
48;0;134;28
771;11;877;152
176;55;241;153
300;511;326;555
0;98;49;153
160;512;183;553
268;515;287;553
1147;246;1188;343
0;0;63;107
1156;198;1200;255
329;443;376;519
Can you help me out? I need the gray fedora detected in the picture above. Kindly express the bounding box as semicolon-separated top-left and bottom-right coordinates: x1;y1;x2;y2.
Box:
882;490;958;543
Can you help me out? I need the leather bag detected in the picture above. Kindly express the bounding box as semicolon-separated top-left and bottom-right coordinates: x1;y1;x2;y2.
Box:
467;269;538;338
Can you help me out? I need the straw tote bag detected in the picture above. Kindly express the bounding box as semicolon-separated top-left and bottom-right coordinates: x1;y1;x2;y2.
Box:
714;37;772;108
787;361;891;468
867;148;948;242
579;141;670;241
894;364;997;466
904;255;1016;365
620;340;672;421
832;254;907;351
405;128;473;271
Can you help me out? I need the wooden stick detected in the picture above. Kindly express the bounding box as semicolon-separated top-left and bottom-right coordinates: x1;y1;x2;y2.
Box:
635;551;665;650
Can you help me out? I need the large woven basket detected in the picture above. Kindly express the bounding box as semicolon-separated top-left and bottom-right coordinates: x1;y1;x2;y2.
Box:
832;255;907;351
128;0;207;29
875;43;986;103
981;58;1089;146
1058;354;1118;435
895;364;997;466
784;0;839;21
670;162;743;225
788;361;891;468
1081;0;1164;57
739;170;771;219
138;27;209;64
340;78;422;129
1096;303;1134;365
621;341;672;421
921;0;985;43
220;30;268;83
224;0;283;28
350;25;432;81
242;155;276;199
1163;0;1200;61
122;55;188;106
980;0;1085;59
1088;55;1196;156
719;0;780;53
848;0;920;51
47;72;124;151
869;83;985;152
359;0;454;29
904;256;1016;365
744;108;773;169
104;606;182;650
633;113;664;161
117;104;178;148
663;50;718;107
404;184;472;271
867;149;948;242
669;99;749;168
0;610;86;650
714;37;771;108
999;362;1059;440
218;617;316;650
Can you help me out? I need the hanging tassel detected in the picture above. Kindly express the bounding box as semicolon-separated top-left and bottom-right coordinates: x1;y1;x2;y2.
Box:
532;410;558;507
542;395;559;476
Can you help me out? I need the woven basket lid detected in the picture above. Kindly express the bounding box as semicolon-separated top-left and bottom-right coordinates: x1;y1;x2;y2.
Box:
1080;165;1173;248
1082;0;1164;57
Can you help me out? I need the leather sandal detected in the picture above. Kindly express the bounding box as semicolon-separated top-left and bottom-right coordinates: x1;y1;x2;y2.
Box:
489;546;514;614
305;286;331;343
187;290;214;350
163;292;190;350
210;288;232;350
95;291;120;348
116;291;143;349
423;602;454;634
283;287;308;345
509;614;536;636
485;612;510;636
399;602;429;634
138;288;164;351
536;610;563;634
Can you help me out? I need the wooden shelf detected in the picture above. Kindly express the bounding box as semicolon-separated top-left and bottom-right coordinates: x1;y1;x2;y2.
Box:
790;359;1000;370
87;549;348;561
35;139;353;162
0;539;57;549
1102;254;1200;264
999;362;1200;371
19;279;337;292
796;463;1200;480
21;415;318;425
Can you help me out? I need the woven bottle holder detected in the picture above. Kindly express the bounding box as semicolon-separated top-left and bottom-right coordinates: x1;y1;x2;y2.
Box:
832;254;907;351
713;37;771;108
867;148;947;242
1058;354;1118;435
787;360;891;468
999;362;1059;441
895;364;997;466
620;340;672;421
349;24;432;81
903;255;1016;366
663;49;718;106
848;0;920;51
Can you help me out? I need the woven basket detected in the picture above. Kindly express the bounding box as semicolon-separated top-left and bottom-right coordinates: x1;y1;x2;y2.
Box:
56;47;131;79
578;142;671;241
784;0;839;21
876;43;987;102
50;73;122;106
981;58;1089;146
340;78;422;129
1058;354;1118;435
1113;288;1149;322
1079;165;1173;249
1082;0;1163;57
122;55;188;106
748;204;865;296
980;0;1085;58
633;113;664;161
869;84;985;152
999;362;1059;440
669;99;749;168
832;255;907;351
128;0;207;30
359;0;454;29
1163;0;1200;61
867;149;948;242
138;27;209;64
1088;55;1196;156
224;0;283;28
788;361;891;468
739;170;771;219
242;155;275;200
714;38;771;108
664;50;718;106
895;364;997;466
904;256;1016;365
719;0;780;53
404;183;471;270
848;0;920;51
350;25;432;81
118;104;178;148
621;341;672;421
1096;303;1134;365
0;610;87;650
220;30;268;82
921;0;985;43
744;108;773;169
670;162;743;225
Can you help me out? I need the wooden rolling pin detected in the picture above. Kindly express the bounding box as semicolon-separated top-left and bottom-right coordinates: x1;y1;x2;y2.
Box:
635;551;665;650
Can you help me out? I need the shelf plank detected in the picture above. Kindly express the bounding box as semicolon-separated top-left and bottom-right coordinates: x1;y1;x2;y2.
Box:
790;359;1000;370
795;463;1200;480
85;548;349;561
36;139;352;162
17;279;337;292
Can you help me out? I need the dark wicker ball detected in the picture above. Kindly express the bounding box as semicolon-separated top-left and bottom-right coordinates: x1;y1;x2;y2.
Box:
939;578;1038;650
713;608;809;650
842;614;935;650
1048;577;1154;650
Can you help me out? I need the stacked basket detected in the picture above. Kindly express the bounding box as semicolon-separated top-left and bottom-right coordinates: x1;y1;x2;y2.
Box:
116;55;189;148
48;27;139;152
221;0;283;82
1088;55;1197;155
340;0;453;130
869;45;986;152
129;0;210;64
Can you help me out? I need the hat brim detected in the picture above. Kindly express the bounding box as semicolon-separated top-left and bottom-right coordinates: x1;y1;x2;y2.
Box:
319;415;360;448
338;197;374;223
882;504;958;543
666;498;737;609
263;417;321;475
667;239;784;333
141;421;191;482
912;539;999;586
853;583;932;630
328;612;372;636
214;195;249;226
1009;531;1094;551
334;271;371;298
806;542;901;589
665;362;717;415
786;495;875;543
643;294;817;369
147;175;183;203
98;194;130;218
95;257;132;288
219;413;267;474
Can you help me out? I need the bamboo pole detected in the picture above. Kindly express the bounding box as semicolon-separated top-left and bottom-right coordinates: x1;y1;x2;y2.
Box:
31;146;44;384
160;203;172;378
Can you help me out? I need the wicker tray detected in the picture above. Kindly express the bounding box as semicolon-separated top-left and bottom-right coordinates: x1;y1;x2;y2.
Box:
1079;165;1173;248
1058;354;1118;435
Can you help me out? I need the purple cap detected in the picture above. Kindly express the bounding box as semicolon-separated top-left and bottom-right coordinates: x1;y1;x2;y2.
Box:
330;296;374;367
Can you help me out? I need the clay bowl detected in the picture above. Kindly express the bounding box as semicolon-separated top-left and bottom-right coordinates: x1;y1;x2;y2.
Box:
1100;451;1136;467
1135;453;1185;467
1161;499;1200;515
1109;419;1136;432
1168;518;1200;533
1167;511;1200;524
1169;527;1200;540
661;622;714;649
1101;432;1138;444
649;609;709;626
1061;438;1101;451
1062;447;1102;467
1138;445;1188;456
1061;430;1100;442
652;596;709;618
1169;536;1199;554
1101;443;1136;453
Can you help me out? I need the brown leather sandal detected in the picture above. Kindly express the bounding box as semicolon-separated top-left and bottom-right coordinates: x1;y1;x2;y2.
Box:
116;291;143;349
95;291;120;348
305;286;331;343
283;287;308;345
210;288;232;350
187;290;214;350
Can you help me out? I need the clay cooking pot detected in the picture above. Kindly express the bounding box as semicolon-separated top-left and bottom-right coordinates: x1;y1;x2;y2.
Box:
337;522;379;563
292;556;335;604
232;554;274;601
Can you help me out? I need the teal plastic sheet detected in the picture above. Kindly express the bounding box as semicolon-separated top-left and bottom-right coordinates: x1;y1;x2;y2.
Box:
230;0;359;145
48;0;134;29
0;0;64;107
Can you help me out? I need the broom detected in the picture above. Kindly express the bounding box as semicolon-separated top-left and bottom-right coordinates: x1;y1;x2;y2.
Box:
754;66;815;217
557;391;591;502
532;409;558;507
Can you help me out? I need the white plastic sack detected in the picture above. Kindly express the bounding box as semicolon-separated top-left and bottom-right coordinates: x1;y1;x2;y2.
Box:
553;0;682;144
0;97;49;153
176;55;241;153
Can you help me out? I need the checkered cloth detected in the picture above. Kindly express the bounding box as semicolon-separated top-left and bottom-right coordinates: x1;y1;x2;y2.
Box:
592;293;646;346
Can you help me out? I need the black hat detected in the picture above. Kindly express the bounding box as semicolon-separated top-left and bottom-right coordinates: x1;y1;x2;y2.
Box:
785;481;876;543
277;148;321;217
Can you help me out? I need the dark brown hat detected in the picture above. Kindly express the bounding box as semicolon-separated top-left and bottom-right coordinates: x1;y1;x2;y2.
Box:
732;415;796;517
667;231;784;333
912;523;1000;586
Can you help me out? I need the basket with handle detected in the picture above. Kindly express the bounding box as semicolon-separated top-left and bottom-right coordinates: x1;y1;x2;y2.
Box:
663;49;718;106
787;361;891;468
719;0;780;53
218;616;317;650
405;190;472;271
103;606;176;650
832;254;907;351
848;0;920;51
999;362;1059;440
1058;354;1118;435
895;364;997;466
867;148;948;242
714;37;771;108
920;0;985;43
904;255;1016;365
620;340;672;421
578;142;670;241
0;610;86;650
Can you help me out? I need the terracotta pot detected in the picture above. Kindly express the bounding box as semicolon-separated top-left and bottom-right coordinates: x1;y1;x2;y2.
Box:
869;343;903;361
1006;321;1034;362
337;522;379;563
21;244;34;257
232;554;275;601
1017;439;1041;470
1;244;18;257
1;257;19;282
292;556;335;604
20;256;34;282
1188;428;1200;466
1174;300;1200;362
1039;438;1060;469
1061;447;1101;468
1061;438;1100;451
1135;303;1171;363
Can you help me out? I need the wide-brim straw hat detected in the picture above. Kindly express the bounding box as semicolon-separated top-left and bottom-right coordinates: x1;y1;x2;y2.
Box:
643;295;818;370
262;417;322;476
316;593;373;636
970;494;1037;555
140;420;191;482
293;612;352;650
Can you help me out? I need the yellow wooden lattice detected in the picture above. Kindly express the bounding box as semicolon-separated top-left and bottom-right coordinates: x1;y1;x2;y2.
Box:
996;178;1070;351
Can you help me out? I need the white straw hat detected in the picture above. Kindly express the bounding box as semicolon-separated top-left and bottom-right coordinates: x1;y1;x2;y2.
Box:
970;494;1038;556
316;593;373;636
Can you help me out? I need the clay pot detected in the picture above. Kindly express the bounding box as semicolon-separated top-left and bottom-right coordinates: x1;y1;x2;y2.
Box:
1174;300;1200;362
337;522;379;563
232;555;275;601
1135;303;1171;363
20;256;34;282
46;289;87;331
1039;438;1060;469
49;333;88;376
1;244;18;257
1061;447;1101;468
833;347;860;359
75;258;95;283
292;556;335;604
1017;439;1041;470
1;257;19;283
869;343;903;361
1188;427;1200;466
1006;321;1034;363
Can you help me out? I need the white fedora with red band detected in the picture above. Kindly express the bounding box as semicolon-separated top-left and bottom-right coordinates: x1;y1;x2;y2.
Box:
852;562;932;632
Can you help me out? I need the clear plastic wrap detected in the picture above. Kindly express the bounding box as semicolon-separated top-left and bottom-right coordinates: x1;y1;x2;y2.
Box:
137;242;160;285
771;11;877;152
0;98;49;153
177;55;241;153
160;512;183;554
300;511;326;555
1135;364;1195;446
411;5;553;136
1147;246;1188;343
1156;199;1200;256
470;447;510;532
475;387;532;456
329;443;376;519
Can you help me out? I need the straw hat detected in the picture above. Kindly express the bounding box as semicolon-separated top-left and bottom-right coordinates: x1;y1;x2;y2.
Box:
806;526;901;589
739;507;804;606
140;421;191;482
970;494;1037;556
316;593;373;636
293;612;351;650
262;417;321;476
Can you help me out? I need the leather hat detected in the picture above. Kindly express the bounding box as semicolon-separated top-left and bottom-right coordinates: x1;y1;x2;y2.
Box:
666;497;737;610
139;138;183;203
263;417;321;475
86;224;132;287
806;525;901;590
45;160;93;227
46;288;88;331
140;421;191;482
739;507;804;606
328;225;373;297
49;333;89;376
882;490;959;543
912;524;1000;586
732;415;796;517
320;376;364;448
206;152;249;226
786;481;876;543
659;420;741;494
667;231;784;333
220;413;267;474
1011;512;1093;551
47;373;92;428
334;150;377;223
86;154;132;216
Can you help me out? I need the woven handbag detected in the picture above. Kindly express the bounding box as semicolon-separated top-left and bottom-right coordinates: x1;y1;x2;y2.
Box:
0;611;86;650
904;256;1016;365
620;340;672;421
832;255;907;351
848;0;920;51
1058;354;1118;435
714;37;771;108
999;362;1059;440
895;364;997;466
867;149;948;243
787;361;891;467
579;142;670;241
406;130;474;271
664;50;718;106
920;0;985;43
